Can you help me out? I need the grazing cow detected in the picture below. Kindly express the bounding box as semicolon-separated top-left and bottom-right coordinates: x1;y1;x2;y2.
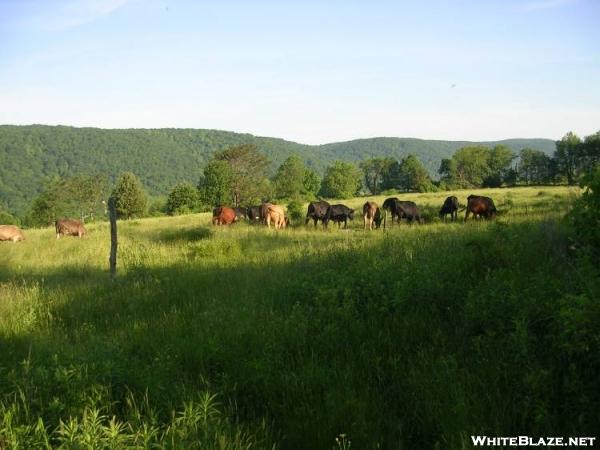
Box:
465;195;497;221
266;204;287;229
0;225;25;242
212;206;237;225
383;198;422;224
382;197;401;224
323;204;354;229
363;201;383;230
259;203;273;224
439;196;459;221
55;218;86;238
305;200;330;227
246;205;262;222
233;207;248;222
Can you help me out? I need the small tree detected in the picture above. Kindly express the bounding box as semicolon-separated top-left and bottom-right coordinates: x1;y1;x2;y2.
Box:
166;182;199;215
198;160;232;207
111;172;148;219
319;161;362;199
273;155;307;199
397;155;432;192
0;204;18;225
302;169;321;199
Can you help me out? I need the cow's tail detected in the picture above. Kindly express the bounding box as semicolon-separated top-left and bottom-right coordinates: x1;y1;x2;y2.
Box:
457;205;467;212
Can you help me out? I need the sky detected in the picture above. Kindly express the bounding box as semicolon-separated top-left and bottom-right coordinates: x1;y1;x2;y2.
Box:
0;0;598;144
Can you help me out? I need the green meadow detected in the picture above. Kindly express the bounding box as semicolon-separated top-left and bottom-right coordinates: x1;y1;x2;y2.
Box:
1;186;599;449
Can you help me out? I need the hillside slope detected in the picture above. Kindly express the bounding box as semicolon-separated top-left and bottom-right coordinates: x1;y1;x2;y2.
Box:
0;125;555;216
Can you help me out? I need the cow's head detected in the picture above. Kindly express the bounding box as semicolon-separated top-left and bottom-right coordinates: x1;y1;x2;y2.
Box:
348;210;355;220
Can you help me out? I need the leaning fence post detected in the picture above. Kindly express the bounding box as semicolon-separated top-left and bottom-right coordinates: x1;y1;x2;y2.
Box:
108;197;118;280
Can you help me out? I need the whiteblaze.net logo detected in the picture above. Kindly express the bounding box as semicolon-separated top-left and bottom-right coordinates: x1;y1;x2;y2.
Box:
471;436;596;447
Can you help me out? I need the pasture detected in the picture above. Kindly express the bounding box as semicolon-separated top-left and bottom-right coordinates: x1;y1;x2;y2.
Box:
1;186;598;449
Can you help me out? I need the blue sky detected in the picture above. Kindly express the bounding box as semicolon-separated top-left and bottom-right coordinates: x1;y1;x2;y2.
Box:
1;0;598;144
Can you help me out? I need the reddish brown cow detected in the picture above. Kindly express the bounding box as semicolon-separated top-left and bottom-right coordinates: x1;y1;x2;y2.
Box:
55;219;86;238
0;225;25;242
212;206;237;225
465;195;497;221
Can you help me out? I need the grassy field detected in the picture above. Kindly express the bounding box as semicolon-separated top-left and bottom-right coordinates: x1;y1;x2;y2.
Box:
1;186;599;449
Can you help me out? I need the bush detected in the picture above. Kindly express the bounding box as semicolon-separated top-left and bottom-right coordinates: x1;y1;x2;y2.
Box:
286;198;304;225
568;166;600;255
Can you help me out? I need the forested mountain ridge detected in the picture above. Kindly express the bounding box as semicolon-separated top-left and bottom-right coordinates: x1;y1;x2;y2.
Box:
0;125;555;217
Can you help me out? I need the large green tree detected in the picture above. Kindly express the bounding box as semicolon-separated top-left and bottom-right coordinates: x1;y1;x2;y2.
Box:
198;160;232;207
111;172;148;219
273;155;321;200
360;157;395;194
396;155;432;192
554;131;582;184
319;161;362;199
518;148;552;185
484;145;515;187
581;131;600;175
213;144;270;206
273;155;307;199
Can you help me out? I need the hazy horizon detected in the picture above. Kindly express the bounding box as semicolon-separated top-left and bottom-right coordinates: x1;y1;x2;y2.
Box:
1;0;599;144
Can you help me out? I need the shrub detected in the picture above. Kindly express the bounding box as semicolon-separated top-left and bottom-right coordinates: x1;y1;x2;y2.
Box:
286;198;304;225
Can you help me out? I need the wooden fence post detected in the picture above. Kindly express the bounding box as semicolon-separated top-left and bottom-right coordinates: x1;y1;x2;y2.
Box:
108;197;118;280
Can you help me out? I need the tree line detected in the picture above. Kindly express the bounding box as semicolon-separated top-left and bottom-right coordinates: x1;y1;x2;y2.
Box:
6;130;597;227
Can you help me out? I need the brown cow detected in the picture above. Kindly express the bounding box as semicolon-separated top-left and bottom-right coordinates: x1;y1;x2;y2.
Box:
266;204;287;229
55;219;86;238
465;195;497;221
0;225;25;242
363;201;382;230
212;206;237;225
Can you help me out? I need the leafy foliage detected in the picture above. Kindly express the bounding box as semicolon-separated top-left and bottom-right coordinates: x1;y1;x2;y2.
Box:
166;182;200;215
319;161;362;199
359;157;395;194
110;172;148;219
197;160;232;208
273;155;321;201
0;125;555;218
396;154;434;192
213;144;270;206
25;174;109;227
568;166;600;256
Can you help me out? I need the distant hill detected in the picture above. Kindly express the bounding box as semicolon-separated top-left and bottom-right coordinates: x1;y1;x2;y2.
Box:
0;125;555;217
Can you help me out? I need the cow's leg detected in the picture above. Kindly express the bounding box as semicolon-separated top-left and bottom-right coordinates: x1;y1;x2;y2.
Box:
314;218;318;228
464;209;470;222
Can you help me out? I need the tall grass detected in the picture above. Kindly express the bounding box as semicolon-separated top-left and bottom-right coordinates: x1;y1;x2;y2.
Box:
1;186;598;449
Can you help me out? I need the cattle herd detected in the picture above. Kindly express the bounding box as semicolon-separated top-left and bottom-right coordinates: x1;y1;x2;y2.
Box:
210;194;497;230
0;195;498;242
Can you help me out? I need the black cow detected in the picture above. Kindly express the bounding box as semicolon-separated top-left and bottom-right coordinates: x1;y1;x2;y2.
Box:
305;200;330;227
395;200;422;223
233;207;248;221
382;198;422;224
439;196;459;221
323;204;354;229
382;197;401;224
246;205;263;222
